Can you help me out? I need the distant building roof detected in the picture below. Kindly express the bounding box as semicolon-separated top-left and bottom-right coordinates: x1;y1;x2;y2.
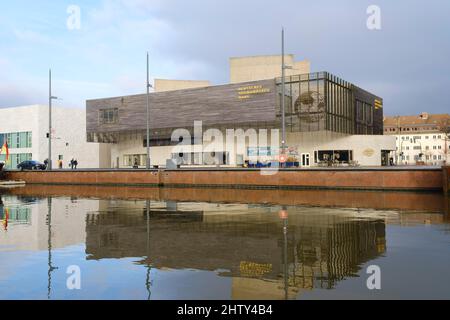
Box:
384;113;450;127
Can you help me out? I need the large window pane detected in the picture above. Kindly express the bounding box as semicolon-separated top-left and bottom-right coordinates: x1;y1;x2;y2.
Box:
27;132;32;148
19;132;27;148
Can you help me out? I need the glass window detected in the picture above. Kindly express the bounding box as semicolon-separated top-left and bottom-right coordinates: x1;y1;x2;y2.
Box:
99;108;119;125
19;132;27;148
123;154;145;167
9;133;16;148
19;153;28;163
27;132;32;148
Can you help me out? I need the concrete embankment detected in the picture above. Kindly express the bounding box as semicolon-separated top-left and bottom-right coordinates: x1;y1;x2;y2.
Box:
5;167;446;192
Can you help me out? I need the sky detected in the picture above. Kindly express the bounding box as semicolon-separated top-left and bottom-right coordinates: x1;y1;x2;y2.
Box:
0;0;449;116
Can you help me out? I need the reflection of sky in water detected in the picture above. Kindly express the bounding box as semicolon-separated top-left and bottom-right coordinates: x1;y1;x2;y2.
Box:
0;246;232;300
0;193;449;300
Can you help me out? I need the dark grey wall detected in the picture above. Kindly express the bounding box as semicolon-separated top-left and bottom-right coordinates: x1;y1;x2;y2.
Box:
352;85;384;135
87;79;277;134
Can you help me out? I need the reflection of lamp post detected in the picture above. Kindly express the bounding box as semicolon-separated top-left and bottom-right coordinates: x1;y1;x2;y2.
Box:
279;206;289;300
145;199;152;300
47;197;58;299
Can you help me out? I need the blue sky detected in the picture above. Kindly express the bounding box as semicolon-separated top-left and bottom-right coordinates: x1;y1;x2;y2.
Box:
0;0;449;115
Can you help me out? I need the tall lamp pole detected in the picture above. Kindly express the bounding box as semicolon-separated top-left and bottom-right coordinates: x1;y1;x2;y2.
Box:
281;29;286;159
48;69;58;171
281;28;292;166
146;53;153;169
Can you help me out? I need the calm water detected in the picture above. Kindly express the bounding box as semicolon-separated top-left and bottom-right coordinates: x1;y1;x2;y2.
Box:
0;187;449;300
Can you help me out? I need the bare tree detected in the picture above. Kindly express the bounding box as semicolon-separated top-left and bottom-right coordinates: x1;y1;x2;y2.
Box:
437;118;450;165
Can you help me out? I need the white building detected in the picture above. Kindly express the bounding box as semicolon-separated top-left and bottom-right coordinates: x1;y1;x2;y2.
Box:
384;113;450;166
0;105;111;169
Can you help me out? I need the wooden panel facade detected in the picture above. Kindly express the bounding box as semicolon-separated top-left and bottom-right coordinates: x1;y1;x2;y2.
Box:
87;79;278;135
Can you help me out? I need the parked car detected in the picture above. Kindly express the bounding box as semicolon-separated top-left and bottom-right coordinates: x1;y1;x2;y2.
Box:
17;160;47;171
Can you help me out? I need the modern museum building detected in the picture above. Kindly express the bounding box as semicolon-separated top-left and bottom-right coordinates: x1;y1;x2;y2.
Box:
86;55;395;168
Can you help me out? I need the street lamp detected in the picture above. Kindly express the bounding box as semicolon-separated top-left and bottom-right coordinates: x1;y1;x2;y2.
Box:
413;138;423;164
395;116;401;165
281;28;292;167
146;52;153;169
48;69;59;171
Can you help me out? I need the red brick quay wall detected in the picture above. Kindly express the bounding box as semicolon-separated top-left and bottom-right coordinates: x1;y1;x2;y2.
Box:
6;170;160;186
6;167;444;192
444;166;450;194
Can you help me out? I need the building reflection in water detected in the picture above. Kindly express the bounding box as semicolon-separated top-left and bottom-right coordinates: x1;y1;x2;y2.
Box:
84;201;387;300
0;196;32;231
3;189;449;300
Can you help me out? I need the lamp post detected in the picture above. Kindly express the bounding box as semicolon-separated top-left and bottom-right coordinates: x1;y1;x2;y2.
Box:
414;138;423;164
146;53;153;169
281;29;286;154
48;69;58;171
395;116;401;166
280;29;292;167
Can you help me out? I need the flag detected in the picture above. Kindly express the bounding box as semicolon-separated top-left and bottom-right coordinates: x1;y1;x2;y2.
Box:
0;141;9;161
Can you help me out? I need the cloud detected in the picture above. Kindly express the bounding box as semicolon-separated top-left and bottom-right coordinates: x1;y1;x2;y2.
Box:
0;0;450;115
0;83;45;108
13;29;53;44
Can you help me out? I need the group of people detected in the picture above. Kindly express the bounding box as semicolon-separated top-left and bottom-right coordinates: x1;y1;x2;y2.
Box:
44;158;79;169
66;158;78;170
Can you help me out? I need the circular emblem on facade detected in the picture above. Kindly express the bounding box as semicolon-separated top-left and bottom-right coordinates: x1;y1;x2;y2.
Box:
363;148;375;157
295;91;326;123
